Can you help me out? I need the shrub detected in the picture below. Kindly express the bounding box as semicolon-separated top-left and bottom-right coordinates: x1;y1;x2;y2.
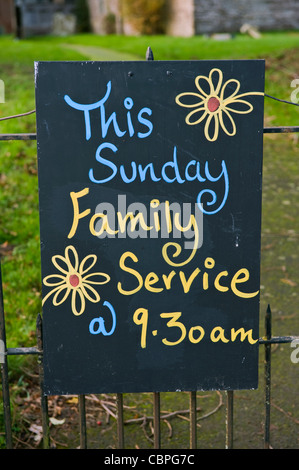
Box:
123;0;167;35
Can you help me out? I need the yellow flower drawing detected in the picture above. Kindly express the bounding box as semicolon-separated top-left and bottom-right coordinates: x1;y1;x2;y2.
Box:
175;68;264;142
42;245;110;316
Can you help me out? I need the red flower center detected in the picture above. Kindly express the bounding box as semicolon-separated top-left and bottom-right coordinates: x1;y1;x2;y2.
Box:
69;274;80;287
207;97;220;112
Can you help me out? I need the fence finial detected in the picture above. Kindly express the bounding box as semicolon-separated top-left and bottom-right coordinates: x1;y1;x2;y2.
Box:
146;47;154;61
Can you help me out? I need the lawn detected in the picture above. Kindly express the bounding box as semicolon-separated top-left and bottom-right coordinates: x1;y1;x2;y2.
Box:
0;32;299;448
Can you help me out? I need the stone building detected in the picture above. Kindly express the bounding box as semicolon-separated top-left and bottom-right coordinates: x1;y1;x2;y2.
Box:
180;0;299;37
87;0;123;34
87;0;299;37
0;0;77;37
1;0;298;37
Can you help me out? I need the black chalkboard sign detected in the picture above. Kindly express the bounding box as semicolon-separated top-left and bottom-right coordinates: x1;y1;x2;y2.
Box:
35;60;264;395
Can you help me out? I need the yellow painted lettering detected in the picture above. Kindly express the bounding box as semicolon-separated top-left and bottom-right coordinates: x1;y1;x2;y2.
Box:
210;326;230;343
231;328;258;344
118;252;143;295
150;199;161;232
188;326;205;344
231;268;259;298
173;212;193;232
214;270;229;292
117;211;152;233
89;213;118;236
179;268;200;293
68;188;91;239
164;201;172;234
162;218;199;267
162;271;176;289
202;258;215;290
133;308;148;349
160;312;186;346
144;272;163;293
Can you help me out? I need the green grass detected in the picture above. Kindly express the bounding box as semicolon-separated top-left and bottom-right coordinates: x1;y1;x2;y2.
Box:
11;31;299;126
0;32;299;448
48;31;299;60
0;39;87;352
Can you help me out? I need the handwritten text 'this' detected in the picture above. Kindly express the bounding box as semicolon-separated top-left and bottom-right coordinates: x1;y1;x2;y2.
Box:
64;80;153;141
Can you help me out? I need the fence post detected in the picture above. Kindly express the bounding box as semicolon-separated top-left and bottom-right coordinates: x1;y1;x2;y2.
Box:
189;391;197;449
78;395;87;449
264;304;272;449
116;393;124;448
226;390;234;449
146;45;161;452
153;392;161;449
0;261;13;448
36;313;50;449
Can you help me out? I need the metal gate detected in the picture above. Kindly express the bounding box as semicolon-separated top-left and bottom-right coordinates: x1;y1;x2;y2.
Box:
1;48;299;449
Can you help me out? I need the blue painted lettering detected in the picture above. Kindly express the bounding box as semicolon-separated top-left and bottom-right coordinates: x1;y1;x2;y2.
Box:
124;97;134;137
89;301;116;336
64;81;153;141
137;108;153;138
89;142;118;184
89;144;229;214
161;146;185;184
185;160;206;182
197;161;229;214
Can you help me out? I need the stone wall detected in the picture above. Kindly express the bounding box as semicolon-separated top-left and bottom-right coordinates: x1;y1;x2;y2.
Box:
193;0;299;35
166;0;194;37
87;0;123;34
86;0;299;37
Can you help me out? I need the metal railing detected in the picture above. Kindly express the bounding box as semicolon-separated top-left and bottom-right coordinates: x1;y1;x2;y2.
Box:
1;48;299;449
1;289;298;449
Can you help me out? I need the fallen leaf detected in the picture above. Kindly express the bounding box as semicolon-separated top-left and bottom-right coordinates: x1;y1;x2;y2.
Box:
29;424;43;443
66;397;78;404
280;278;297;287
49;417;65;425
0;242;15;256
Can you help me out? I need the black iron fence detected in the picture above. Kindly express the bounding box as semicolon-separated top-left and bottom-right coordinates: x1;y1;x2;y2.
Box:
1;286;298;449
0;52;299;448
